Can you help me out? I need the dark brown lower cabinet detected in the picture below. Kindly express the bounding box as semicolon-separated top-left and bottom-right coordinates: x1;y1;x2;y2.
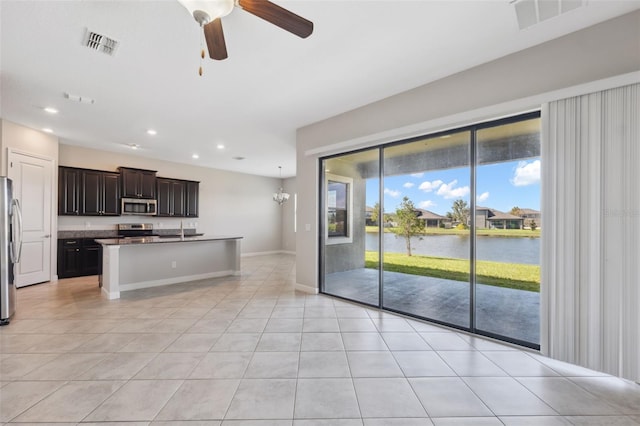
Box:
58;239;102;278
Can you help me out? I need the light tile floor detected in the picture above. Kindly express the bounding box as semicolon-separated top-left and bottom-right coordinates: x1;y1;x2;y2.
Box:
1;253;639;425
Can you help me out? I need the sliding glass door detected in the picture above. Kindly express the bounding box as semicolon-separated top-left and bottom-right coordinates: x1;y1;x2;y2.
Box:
320;112;541;348
322;148;380;307
382;131;471;328
474;116;541;345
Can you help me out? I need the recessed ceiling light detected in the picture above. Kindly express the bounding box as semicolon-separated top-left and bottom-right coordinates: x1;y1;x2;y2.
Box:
42;128;53;133
192;154;199;159
44;107;58;114
146;129;157;136
216;144;225;150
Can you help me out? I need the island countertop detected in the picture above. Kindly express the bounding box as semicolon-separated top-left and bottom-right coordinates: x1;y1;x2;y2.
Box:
95;235;243;246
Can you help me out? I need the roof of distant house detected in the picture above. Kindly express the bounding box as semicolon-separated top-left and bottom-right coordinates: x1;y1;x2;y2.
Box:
415;209;448;220
476;207;522;220
519;208;540;215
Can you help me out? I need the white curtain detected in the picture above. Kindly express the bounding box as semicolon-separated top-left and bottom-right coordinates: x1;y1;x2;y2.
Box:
542;83;640;382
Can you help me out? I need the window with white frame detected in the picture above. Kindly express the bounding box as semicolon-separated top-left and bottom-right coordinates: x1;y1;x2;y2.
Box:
326;173;353;244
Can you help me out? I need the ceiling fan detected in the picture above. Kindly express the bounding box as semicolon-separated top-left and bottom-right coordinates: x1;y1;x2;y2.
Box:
178;0;313;61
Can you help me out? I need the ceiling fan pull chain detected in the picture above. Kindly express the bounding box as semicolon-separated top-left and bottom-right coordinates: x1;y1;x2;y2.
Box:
199;26;205;76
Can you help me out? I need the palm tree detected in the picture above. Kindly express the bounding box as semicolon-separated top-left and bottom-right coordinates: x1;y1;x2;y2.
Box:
450;199;470;226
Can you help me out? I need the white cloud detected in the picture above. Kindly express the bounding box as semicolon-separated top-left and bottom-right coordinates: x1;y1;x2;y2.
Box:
477;192;490;203
418;179;443;192
418;200;436;209
384;188;401;198
403;182;415;188
511;160;540;187
436;179;470;199
410;173;424;178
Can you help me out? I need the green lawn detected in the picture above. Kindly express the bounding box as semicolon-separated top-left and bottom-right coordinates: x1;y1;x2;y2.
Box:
365;226;540;238
365;251;540;292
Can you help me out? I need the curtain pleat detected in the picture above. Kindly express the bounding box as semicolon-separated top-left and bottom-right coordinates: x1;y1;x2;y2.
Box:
542;83;640;382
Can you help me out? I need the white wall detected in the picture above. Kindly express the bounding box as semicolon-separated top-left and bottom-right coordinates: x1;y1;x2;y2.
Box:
1;119;59;281
59;144;284;255
1;119;59;175
295;11;640;292
281;176;296;253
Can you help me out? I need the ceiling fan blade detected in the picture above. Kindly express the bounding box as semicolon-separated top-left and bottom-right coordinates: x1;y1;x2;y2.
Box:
238;0;313;38
204;18;228;60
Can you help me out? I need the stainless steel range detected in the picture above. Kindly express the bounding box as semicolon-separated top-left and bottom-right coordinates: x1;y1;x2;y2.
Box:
118;223;158;238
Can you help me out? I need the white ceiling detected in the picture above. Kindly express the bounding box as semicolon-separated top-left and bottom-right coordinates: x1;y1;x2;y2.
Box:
2;0;639;178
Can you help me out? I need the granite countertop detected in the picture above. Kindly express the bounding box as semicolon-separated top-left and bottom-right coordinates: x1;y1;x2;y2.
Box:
58;230;120;239
94;235;243;246
58;229;202;239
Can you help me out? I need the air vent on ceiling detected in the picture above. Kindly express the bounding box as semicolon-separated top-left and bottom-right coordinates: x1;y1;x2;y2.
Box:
512;0;586;30
84;30;119;56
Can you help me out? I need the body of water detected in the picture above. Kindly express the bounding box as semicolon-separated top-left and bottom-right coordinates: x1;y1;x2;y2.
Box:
366;232;540;265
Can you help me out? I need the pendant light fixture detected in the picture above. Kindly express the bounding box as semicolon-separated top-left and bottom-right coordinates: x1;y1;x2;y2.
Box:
273;166;290;205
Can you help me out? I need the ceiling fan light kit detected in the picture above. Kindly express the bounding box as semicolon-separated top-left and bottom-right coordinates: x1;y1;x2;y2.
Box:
178;0;313;63
179;0;234;24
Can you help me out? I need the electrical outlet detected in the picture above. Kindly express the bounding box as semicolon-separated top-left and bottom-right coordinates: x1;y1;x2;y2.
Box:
171;261;177;268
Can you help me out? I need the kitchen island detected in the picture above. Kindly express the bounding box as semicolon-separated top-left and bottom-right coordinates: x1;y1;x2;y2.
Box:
95;235;242;299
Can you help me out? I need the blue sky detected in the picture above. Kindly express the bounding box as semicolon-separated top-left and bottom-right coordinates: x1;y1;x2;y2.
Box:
366;158;541;216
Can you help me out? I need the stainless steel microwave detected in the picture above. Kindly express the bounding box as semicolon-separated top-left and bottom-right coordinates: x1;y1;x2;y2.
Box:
121;198;157;215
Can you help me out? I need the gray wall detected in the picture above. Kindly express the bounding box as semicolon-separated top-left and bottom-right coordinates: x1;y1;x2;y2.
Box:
295;10;640;292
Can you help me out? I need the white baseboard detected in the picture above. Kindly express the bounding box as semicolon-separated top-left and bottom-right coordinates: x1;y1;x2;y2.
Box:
295;282;318;294
101;287;120;300
119;270;234;292
242;250;296;257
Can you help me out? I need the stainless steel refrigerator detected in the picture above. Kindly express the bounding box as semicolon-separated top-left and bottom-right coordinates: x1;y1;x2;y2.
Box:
0;177;23;326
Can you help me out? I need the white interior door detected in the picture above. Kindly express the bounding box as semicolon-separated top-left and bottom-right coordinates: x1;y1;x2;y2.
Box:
7;150;53;287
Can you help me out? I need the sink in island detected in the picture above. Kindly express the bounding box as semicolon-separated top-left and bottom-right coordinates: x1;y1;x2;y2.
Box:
95;235;243;299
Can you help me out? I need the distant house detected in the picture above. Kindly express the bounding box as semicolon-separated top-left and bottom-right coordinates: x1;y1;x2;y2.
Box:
365;205;375;226
475;207;524;230
415;209;450;228
519;208;542;229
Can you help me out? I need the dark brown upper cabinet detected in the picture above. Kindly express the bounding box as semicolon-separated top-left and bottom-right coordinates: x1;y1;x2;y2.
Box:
185;181;199;218
59;166;82;215
119;167;157;199
59;167;119;216
157;178;199;217
81;170;120;216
